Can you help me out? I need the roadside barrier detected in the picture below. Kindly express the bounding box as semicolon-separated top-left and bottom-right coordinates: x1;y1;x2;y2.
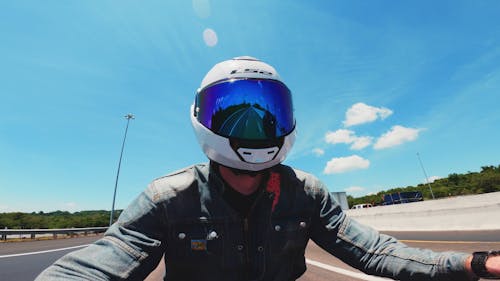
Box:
0;227;108;241
2;191;500;240
345;191;500;231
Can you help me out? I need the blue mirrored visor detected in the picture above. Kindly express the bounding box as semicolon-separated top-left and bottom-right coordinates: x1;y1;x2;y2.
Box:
195;79;295;140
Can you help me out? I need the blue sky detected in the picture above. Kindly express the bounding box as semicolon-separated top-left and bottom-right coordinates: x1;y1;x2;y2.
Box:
1;1;500;212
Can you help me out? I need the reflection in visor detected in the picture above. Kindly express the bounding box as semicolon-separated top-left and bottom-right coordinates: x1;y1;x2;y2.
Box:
195;79;294;140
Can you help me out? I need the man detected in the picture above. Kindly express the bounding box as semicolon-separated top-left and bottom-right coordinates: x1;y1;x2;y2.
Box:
37;56;500;280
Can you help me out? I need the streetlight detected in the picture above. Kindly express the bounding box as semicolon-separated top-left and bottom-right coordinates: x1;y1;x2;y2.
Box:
417;152;435;200
109;113;135;226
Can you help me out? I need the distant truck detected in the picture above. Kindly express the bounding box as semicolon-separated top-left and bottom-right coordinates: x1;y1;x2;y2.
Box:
382;191;423;205
351;203;373;209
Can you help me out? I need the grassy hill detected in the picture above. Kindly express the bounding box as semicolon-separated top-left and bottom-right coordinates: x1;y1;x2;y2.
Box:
0;210;122;229
347;164;500;207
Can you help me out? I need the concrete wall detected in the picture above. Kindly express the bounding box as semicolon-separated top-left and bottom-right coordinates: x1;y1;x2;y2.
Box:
345;191;500;231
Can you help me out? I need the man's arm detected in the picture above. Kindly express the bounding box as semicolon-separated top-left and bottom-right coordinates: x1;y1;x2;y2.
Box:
309;185;477;281
36;185;167;280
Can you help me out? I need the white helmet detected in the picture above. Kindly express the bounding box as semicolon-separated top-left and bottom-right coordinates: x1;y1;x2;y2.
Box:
191;56;296;171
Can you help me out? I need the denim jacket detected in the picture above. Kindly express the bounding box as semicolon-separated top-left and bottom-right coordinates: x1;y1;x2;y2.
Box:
36;163;472;281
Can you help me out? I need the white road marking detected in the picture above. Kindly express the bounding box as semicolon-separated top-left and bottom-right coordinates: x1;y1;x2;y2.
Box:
306;259;393;281
401;239;500;244
0;244;89;259
0;245;406;280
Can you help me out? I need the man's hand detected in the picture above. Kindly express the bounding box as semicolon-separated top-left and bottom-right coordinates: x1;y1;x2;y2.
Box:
486;255;500;277
465;254;500;280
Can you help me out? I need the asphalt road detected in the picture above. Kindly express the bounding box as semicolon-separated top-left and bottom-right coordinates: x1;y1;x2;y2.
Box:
298;239;500;281
0;236;100;280
1;231;499;281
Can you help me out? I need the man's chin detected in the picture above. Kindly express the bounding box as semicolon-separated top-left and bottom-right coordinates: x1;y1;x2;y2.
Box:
228;167;262;177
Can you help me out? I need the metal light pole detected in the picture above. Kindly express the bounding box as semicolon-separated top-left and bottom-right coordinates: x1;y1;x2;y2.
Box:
417;152;435;200
109;114;135;226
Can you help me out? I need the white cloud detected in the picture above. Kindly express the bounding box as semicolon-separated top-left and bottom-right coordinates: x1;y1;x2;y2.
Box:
343;103;393;127
350;136;373;150
61;202;78;212
325;129;373;150
323;155;370;174
345;186;365;193
424;176;441;184
312;148;325;156
0;205;10;212
325;129;355;144
374;125;422;149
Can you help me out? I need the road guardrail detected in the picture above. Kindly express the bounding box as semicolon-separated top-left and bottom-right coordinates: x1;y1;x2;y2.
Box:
0;227;108;241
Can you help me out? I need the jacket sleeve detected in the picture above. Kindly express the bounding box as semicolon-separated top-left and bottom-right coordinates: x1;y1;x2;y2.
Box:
308;182;474;281
36;184;167;280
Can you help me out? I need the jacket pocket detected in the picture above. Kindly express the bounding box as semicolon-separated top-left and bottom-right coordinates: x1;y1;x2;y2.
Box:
269;217;310;257
167;218;225;266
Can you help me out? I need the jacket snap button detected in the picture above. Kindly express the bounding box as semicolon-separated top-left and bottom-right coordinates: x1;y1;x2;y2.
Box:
257;246;264;252
208;231;218;240
237;245;244;251
274;225;281;231
178;233;186;240
299;221;307;228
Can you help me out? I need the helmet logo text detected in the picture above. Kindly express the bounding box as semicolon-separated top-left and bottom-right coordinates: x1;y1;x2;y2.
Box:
230;68;273;76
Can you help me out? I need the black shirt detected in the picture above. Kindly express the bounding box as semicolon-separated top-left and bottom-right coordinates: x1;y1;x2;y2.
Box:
222;183;261;217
